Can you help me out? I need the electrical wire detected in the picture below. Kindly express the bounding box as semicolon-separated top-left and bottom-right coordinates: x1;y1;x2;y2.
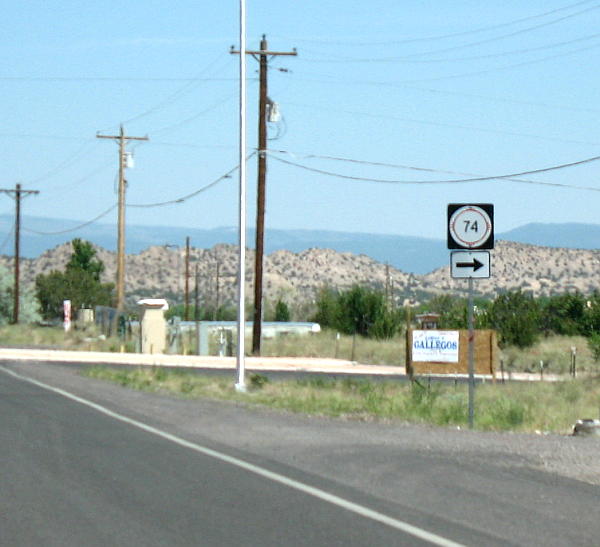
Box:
117;54;231;127
0;76;237;82
303;31;600;64
0;133;91;141
150;92;240;136
0;225;15;254
41;160;115;195
26;140;98;186
128;153;255;208
22;203;118;236
267;151;600;189
274;0;597;46
294;38;600;84
377;4;600;60
285;102;600;147
399;85;600;114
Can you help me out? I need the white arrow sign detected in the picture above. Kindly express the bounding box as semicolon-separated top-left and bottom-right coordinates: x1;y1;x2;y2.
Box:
450;251;491;279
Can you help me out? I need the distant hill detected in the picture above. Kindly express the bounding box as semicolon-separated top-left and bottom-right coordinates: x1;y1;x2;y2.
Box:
9;240;600;311
498;223;600;250
1;215;446;274
3;214;600;275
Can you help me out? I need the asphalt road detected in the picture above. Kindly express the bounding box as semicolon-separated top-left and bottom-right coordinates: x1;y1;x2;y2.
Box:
1;360;599;546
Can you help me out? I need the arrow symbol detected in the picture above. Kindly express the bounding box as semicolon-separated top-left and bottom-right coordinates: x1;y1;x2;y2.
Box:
456;258;484;271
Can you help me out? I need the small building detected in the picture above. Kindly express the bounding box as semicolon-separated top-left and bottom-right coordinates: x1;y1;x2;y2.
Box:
415;313;440;330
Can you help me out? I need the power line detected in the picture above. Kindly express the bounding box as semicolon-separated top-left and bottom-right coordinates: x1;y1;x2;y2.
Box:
117;54;231;127
37;160;114;195
294;39;600;86
128;154;255;208
400;85;600;115
269;150;600;188
0;133;91;141
0;76;238;82
275;0;597;47
0;225;15;254
26;140;97;185
150;92;241;136
22;203;118;235
268;151;600;188
304;31;600;64
381;4;600;59
295;38;600;85
285;102;600;147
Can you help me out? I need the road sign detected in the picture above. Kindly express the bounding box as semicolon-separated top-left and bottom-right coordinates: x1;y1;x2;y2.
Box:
447;203;494;249
450;251;491;278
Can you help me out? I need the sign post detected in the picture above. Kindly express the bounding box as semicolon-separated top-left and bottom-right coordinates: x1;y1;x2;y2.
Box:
447;204;494;429
63;299;71;332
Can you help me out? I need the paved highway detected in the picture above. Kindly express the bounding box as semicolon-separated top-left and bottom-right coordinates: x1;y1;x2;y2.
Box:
1;360;599;546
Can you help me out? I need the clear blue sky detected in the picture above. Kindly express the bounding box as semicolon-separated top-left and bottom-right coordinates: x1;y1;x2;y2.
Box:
2;1;600;246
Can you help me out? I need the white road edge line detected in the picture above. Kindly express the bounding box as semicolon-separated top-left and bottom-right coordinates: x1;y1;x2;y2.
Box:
0;365;465;547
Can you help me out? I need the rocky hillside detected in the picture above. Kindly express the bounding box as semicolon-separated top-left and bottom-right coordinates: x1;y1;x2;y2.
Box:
422;241;600;296
4;239;600;309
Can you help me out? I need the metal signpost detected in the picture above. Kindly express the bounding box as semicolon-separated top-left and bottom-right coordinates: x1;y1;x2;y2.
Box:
447;204;494;429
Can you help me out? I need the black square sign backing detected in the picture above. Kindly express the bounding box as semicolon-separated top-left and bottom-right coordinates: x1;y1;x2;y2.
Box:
447;203;494;250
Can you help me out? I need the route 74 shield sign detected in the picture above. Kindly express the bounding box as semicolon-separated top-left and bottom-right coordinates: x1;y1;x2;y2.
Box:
447;204;494;250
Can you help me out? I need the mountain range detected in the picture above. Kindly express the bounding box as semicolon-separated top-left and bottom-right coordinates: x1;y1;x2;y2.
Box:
9;239;600;312
2;214;600;275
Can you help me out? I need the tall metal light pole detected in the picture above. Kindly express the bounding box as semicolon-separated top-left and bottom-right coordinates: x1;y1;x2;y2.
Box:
235;0;248;392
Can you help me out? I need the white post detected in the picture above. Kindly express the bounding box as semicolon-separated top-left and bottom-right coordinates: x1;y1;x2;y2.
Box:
235;0;247;392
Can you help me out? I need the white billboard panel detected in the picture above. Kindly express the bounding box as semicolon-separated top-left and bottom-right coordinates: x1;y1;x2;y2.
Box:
411;330;459;363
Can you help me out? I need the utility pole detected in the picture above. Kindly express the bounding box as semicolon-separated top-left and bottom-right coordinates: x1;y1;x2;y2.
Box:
214;261;220;320
184;236;190;321
231;35;296;355
0;184;39;323
96;125;148;311
194;263;200;322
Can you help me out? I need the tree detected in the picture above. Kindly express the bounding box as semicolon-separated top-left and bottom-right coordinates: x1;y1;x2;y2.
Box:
313;285;402;339
422;294;467;329
312;287;340;329
274;299;291;322
35;240;113;320
539;293;587;336
0;264;40;324
488;290;540;348
66;239;104;280
584;291;600;335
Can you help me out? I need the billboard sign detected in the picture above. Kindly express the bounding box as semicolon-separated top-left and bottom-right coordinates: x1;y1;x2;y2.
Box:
411;330;459;363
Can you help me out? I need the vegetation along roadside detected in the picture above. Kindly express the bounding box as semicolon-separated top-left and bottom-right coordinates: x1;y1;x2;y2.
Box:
82;366;600;434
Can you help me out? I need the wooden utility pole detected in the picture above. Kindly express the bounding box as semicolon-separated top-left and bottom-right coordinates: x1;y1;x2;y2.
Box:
96;125;148;311
194;263;200;322
184;236;190;321
231;35;296;354
214;261;220;320
0;184;39;323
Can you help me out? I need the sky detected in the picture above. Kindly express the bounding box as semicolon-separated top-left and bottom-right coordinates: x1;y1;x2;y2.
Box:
1;0;600;251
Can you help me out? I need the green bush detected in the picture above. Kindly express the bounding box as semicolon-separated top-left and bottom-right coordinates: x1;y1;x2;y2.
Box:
489;290;540;348
313;285;402;339
587;333;600;361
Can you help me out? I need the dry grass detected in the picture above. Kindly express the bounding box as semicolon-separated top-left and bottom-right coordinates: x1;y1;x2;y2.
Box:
0;324;135;353
83;366;600;434
501;335;597;375
2;325;599;378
